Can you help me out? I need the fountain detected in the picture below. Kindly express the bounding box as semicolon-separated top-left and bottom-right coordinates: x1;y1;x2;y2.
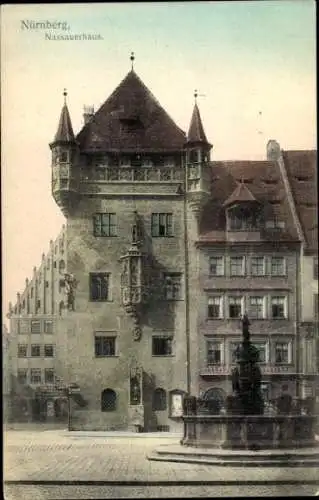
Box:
148;315;319;466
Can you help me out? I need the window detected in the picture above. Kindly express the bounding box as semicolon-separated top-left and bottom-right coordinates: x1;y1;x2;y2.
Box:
19;319;29;334
30;369;42;384
44;321;53;334
230;342;241;363
164;273;182;300
208;297;223;319
230;257;245;276
59;260;65;273
314;257;318;280
37;300;41;310
60;151;68;163
251;257;265;276
44;345;54;357
45;369;55;384
252;342;267;363
45;281;49;288
249;297;265;319
17;369;28;385
271;257;286;276
266;220;285;229
18;344;28;358
228;211;258;231
151;213;173;237
209;256;224;276
228;296;243;318
93;213;117;237
207;341;222;364
90;273;110;301
152;336;173;356
31;287;34;298
152;388;167;411
275;342;290;364
101;389;116;412
31;320;41;334
31;345;41;357
271;296;287;319
95;336;116;357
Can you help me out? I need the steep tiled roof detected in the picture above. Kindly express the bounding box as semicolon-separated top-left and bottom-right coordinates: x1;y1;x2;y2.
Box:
54;103;75;143
187;103;208;144
76;70;186;152
223;181;258;207
282;150;317;252
199;160;300;243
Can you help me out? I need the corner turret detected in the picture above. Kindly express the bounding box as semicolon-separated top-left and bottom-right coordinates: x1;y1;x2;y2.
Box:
185;91;212;218
50;89;79;217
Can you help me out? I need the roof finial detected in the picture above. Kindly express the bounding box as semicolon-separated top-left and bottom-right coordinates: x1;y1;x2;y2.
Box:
130;52;135;70
194;89;198;102
63;88;67;104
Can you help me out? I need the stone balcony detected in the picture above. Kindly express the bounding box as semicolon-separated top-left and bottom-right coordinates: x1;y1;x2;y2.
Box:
80;166;184;183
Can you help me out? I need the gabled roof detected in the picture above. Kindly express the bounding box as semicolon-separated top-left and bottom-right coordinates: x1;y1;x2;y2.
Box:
199;159;300;243
223;181;258;207
187;103;208;144
282;150;317;252
76;70;186;152
53;103;75;143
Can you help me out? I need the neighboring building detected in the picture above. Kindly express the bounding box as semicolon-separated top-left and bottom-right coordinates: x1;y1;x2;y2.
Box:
7;227;69;422
3;324;12;421
277;149;318;399
7;63;318;429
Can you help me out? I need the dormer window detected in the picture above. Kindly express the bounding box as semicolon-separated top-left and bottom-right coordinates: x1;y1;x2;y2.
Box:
228;207;259;231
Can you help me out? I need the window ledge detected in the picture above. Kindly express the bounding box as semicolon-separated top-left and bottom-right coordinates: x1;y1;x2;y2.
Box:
95;355;119;359
152;355;175;358
89;300;113;303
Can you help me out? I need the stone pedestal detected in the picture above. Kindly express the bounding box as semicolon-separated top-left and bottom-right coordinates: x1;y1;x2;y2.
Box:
128;404;144;432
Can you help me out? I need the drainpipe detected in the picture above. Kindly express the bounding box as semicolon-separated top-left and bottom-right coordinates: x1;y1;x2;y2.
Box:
295;246;302;398
183;150;191;395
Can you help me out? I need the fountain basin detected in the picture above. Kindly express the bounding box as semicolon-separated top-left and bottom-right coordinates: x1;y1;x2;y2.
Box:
181;414;317;450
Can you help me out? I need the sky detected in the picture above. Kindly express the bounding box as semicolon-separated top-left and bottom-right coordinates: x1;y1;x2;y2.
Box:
1;1;316;322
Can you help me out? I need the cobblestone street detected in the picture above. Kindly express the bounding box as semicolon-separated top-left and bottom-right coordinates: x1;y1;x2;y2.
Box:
4;430;319;498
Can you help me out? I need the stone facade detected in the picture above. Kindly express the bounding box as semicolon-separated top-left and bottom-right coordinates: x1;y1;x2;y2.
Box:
6;68;318;429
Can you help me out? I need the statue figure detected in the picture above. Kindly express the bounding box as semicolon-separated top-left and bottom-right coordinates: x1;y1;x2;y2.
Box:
64;273;77;311
231;314;264;415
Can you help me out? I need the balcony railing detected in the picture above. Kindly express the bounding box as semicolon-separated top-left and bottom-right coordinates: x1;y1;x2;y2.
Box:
80;166;183;183
200;364;297;376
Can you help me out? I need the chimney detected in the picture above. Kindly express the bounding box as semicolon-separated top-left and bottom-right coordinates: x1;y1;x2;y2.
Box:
83;105;94;125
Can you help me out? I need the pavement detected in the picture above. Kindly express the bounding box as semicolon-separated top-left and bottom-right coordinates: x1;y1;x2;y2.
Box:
4;429;319;498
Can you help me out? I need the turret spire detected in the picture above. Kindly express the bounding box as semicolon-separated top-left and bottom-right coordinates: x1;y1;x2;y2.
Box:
130;52;135;71
52;90;75;144
187;97;208;144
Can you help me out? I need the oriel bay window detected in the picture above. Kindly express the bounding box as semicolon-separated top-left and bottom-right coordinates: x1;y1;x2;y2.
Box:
93;213;116;237
208;297;223;319
90;273;110;301
207;341;223;365
228;296;243;318
151;213;173;237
